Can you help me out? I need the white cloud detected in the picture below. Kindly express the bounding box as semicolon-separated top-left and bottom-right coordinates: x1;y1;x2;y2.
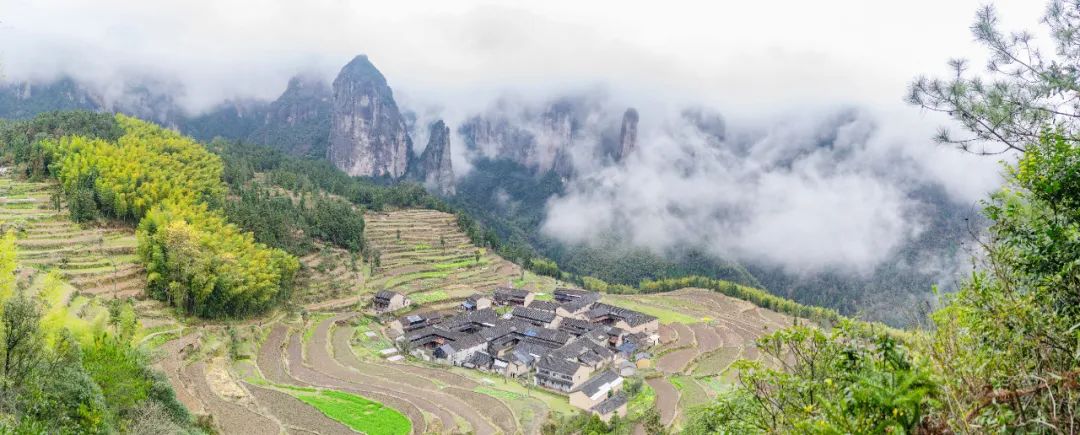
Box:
0;0;1036;272
541;106;1003;272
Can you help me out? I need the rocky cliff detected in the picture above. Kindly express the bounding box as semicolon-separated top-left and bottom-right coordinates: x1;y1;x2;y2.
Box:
408;120;455;196
327;55;411;178
616;108;638;161
249;75;332;157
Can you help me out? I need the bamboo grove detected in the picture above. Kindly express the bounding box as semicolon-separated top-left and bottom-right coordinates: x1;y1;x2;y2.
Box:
41;115;298;318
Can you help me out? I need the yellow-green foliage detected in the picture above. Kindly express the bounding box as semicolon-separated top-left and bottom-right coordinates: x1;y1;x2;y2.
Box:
50;115;225;220
48;115;298;318
0;230;15;304
138;200;298;317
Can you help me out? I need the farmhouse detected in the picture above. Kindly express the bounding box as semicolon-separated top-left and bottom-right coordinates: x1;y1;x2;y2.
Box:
461;294;492;311
493;287;534;306
511;306;561;328
591;392;628;422
588;303;660;334
392;286;657;400
569;370;623;410
553;289;601;319
534;334;617;392
373;290;411;313
557;318;595;336
536;353;593;392
527;300;560;312
554;288;602;305
388;312;446;334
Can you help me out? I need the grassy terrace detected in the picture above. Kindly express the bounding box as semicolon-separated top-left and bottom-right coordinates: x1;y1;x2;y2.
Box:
294;388;411;435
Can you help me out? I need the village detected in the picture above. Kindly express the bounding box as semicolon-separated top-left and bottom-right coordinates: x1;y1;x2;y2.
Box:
371;286;660;422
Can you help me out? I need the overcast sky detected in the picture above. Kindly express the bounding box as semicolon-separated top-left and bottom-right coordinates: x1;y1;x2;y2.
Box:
0;0;1052;273
1;0;1046;114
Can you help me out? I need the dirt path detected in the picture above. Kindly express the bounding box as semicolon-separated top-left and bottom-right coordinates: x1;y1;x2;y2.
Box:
312;314;500;435
246;383;357;435
646;377;680;426
184;361;283;435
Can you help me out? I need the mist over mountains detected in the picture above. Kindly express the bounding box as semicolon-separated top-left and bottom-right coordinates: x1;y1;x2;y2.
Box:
0;51;999;325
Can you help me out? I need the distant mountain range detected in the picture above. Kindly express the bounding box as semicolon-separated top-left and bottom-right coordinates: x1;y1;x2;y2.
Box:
0;55;979;326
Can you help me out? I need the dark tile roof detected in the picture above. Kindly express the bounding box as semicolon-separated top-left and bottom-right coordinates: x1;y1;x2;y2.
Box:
553;288;600;303
374;290;400;301
576;370;621;396
588;303;657;327
512;306;557;324
559;299;596;314
404;326;455;344
466;293;491;303
558;318;595;336
477;319;523;341
439;308;499;331
451;333;487;349
465;351;494;368
559;335;615;364
494;287;531;301
591;392;628;415
520;326;572;346
537;354;582;376
528;300;560;312
509;340;555;366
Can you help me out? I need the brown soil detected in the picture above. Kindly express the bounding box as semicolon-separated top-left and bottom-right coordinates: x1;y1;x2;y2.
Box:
184;361;283;435
657;348;698;374
155;334;205;415
257;324;297;386
246;383;357;435
658;324;677;345
646;377;680;426
670;323;695;348
283;328;428;434
308;314;498;435
689;323;723;353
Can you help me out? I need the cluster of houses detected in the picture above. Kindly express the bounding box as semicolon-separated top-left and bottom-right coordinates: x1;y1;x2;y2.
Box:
375;287;660;421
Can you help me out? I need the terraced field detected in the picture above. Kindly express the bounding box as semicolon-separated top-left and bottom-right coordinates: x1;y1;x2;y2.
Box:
363;210;530;304
3;172;802;433
1;178;145;299
606;288;794;427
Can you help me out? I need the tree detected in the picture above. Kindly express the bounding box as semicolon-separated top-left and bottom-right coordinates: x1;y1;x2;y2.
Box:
908;2;1080;431
0;292;44;393
689;322;936;434
919;132;1080;431
908;1;1080;155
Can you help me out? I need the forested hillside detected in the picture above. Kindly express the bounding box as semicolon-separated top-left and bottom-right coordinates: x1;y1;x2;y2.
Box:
0;207;198;432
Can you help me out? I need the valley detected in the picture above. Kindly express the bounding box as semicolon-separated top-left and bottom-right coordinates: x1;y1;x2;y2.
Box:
1;173;798;434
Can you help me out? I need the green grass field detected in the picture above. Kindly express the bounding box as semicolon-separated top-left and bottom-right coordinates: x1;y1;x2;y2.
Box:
604;296;702;324
410;289;449;304
294;389;411;435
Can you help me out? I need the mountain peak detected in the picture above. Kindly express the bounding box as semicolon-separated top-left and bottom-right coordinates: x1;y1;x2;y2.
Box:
336;54;388;86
